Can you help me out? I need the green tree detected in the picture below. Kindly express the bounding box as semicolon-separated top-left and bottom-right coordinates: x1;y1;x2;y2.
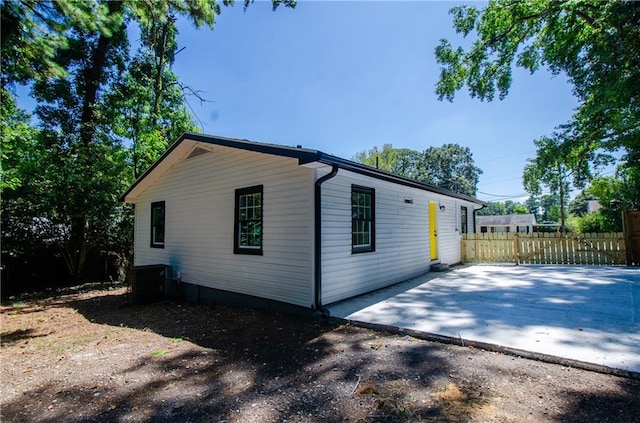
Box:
1;0;297;282
352;144;398;172
523;138;572;230
522;135;611;230
353;143;482;197
106;10;200;178
391;148;423;181
0;89;40;191
1;0;119;85
509;203;530;215
476;201;506;216
583;169;640;232
435;1;640;205
568;191;594;217
476;200;528;216
574;211;609;233
524;195;540;217
418;143;482;197
539;194;560;224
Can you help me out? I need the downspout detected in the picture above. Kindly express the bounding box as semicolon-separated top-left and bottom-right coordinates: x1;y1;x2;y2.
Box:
314;165;339;316
472;204;485;234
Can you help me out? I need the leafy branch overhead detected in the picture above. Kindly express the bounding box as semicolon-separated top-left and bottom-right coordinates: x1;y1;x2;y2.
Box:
435;0;639;208
1;0;295;281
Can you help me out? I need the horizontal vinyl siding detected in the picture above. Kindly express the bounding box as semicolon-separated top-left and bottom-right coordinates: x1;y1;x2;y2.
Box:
133;145;314;307
320;171;431;304
429;198;480;265
436;199;460;264
320;170;481;304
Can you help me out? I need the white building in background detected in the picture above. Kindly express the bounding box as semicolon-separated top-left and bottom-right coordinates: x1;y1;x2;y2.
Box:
476;214;537;234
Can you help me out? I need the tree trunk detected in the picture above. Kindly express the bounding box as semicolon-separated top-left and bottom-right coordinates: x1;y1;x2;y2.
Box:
72;1;124;280
152;19;171;122
79;1;124;147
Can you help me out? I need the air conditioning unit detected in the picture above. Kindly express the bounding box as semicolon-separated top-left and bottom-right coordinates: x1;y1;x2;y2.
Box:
128;264;172;304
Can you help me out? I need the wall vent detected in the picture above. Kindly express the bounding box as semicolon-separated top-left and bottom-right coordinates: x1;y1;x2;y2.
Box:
187;147;210;159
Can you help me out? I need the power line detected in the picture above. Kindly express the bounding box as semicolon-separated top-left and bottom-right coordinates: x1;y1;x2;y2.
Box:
480;171;523;182
477;191;529;200
478;191;528;197
475;149;536;165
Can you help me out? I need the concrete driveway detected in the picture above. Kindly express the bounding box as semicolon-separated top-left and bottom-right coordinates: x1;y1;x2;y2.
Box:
328;264;640;373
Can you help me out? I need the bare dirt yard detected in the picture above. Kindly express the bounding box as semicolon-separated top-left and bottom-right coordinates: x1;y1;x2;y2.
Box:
2;282;639;423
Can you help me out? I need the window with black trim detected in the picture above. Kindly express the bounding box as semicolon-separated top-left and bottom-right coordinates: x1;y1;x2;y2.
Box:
150;201;165;248
460;206;468;234
234;185;263;255
351;185;375;253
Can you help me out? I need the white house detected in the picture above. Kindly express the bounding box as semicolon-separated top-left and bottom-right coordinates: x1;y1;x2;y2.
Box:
121;133;485;314
476;214;537;234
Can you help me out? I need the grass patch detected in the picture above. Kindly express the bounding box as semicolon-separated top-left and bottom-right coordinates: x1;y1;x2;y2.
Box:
151;349;169;358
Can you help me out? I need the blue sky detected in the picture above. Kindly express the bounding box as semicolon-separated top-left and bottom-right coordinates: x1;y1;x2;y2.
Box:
14;1;580;202
171;1;578;202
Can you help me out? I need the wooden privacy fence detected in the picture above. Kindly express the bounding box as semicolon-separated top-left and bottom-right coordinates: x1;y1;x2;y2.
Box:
461;232;627;265
623;209;640;266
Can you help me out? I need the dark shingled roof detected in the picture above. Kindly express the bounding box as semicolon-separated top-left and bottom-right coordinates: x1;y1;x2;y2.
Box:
122;132;486;205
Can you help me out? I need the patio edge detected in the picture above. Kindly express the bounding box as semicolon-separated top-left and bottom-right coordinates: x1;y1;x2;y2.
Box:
329;317;640;381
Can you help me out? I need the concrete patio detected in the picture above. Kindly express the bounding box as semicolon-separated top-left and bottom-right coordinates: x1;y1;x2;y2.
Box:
328;264;640;374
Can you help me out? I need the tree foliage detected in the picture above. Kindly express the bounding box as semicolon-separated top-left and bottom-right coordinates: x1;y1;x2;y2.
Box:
435;0;640;207
476;200;529;216
568;191;594;217
0;89;39;191
522;134;614;230
420;144;483;197
579;168;640;232
353;143;482;197
1;0;296;284
1;0;120;85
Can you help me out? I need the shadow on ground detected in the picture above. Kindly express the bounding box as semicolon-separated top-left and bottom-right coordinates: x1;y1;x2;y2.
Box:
330;265;640;372
2;285;639;422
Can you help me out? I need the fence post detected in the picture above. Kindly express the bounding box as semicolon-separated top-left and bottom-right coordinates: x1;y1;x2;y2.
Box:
514;233;520;265
461;234;466;263
623;208;632;266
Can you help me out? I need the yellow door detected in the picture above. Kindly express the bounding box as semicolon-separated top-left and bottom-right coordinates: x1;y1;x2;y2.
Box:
429;202;438;261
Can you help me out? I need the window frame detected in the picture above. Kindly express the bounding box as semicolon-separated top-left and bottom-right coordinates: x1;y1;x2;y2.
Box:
460;206;468;234
351;185;375;254
150;201;166;248
234;185;264;255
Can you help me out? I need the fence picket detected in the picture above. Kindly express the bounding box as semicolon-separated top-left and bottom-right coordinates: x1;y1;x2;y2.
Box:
461;232;626;266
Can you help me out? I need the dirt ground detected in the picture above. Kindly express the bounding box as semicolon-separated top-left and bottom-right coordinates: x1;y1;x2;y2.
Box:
2;283;639;423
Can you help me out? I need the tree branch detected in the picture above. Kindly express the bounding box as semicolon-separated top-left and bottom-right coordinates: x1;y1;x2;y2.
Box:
574;10;600;30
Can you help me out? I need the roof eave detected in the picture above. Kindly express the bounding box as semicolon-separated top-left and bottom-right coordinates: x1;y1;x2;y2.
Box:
314;153;485;205
121;132;486;206
120;132;322;203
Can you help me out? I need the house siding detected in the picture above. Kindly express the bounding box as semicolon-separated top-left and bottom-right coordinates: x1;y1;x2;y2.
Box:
133;144;315;307
319;170;479;305
320;170;426;305
436;198;464;264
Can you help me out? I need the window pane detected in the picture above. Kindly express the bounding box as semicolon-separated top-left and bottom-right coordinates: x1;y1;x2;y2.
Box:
460;206;468;234
235;187;263;253
154;227;164;243
151;202;165;247
351;187;374;251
